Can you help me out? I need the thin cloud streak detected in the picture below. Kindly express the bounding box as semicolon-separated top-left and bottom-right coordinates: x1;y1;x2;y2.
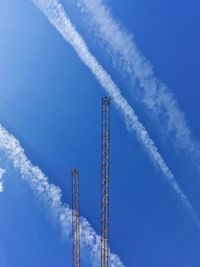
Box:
0;124;124;267
0;168;5;193
76;0;200;163
31;0;200;226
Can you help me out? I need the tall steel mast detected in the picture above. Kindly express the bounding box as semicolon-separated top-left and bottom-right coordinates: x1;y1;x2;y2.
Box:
101;97;110;267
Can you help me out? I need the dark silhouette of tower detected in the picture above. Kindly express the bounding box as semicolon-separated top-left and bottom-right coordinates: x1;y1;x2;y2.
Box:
101;97;110;267
72;169;80;267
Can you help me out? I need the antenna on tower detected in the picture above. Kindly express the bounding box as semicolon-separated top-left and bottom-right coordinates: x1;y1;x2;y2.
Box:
101;97;110;267
72;169;80;267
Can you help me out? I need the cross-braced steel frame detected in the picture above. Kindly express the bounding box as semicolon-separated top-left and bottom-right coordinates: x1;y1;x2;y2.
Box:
101;97;110;267
72;169;80;267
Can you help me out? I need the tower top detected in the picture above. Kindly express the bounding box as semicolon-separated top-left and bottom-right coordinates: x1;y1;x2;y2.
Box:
102;96;110;105
72;169;79;177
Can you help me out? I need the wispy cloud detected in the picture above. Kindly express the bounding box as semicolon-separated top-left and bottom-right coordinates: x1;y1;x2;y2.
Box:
0;168;5;193
75;0;200;164
0;124;124;266
30;0;200;226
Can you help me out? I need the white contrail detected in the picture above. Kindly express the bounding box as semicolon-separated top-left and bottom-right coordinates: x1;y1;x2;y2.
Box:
75;0;200;164
0;168;5;193
30;0;200;225
0;124;124;267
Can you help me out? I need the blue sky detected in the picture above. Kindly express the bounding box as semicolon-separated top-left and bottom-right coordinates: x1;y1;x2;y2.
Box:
0;0;200;266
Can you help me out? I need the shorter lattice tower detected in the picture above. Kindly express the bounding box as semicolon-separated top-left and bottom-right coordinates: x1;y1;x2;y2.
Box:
72;169;80;267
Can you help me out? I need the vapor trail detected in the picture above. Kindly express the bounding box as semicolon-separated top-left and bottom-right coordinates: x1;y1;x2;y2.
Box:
0;124;124;267
75;0;200;164
30;0;200;225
